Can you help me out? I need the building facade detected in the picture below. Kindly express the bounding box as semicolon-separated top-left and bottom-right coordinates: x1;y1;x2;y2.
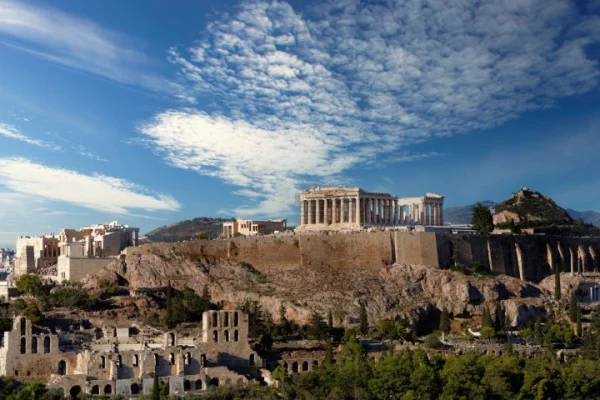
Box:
297;186;444;231
0;311;260;397
222;218;287;238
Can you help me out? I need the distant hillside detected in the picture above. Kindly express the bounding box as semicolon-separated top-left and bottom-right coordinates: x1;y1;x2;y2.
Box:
445;202;600;227
493;188;572;226
443;201;495;225
144;217;231;242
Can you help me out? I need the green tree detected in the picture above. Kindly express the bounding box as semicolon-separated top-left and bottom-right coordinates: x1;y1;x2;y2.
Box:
325;338;334;365
441;353;486;400
164;281;175;329
480;327;496;341
482;355;524;399
471;202;494;233
152;374;160;400
481;306;493;329
307;311;328;340
494;303;506;333
534;319;544;345
328;309;334;327
368;352;413;399
554;268;561;301
569;292;578;323
359;301;369;335
21;301;42;324
577;306;582;337
15;274;43;296
439;307;451;338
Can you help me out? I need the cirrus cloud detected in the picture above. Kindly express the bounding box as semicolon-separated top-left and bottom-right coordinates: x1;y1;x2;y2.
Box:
0;158;180;214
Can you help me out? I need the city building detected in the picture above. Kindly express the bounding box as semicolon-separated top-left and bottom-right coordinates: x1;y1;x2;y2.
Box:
296;186;444;231
222;218;287;238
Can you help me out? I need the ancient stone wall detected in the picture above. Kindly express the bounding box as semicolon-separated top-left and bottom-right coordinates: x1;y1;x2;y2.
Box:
139;232;600;283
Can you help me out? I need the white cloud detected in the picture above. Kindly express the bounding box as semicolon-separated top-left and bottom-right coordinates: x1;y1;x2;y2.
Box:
0;122;59;149
0;158;180;214
0;0;188;99
144;0;599;216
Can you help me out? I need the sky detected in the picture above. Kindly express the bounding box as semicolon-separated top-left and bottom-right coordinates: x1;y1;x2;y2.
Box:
0;0;599;248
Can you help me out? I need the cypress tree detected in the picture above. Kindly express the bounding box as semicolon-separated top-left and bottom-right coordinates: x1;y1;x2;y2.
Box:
325;338;334;365
494;303;505;332
152;374;160;400
481;306;493;329
359;301;369;335
534;318;543;345
439;307;451;336
569;292;578;323
165;281;175;329
554;268;561;301
577;306;582;337
328;309;334;327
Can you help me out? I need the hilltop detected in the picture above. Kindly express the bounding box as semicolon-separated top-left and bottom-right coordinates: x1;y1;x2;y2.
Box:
443;201;496;224
143;217;232;242
493;188;573;226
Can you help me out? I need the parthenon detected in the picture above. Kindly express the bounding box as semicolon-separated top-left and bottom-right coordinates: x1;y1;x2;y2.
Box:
297;187;444;231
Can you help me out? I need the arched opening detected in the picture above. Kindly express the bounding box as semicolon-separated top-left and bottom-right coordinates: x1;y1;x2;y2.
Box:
58;360;67;375
209;378;219;387
200;354;207;367
292;362;298;373
31;336;37;354
313;360;319;368
69;386;81;397
20;337;26;354
213;330;218;342
233;312;239;327
100;356;106;369
224;313;229;327
169;332;175;346
43;336;50;353
302;361;309;371
133;354;139;367
225;378;232;385
131;383;139;395
195;379;203;390
236;378;244;385
104;384;112;395
91;385;99;395
249;354;255;366
212;313;218;327
169;353;175;365
233;330;239;342
20;318;26;335
224;330;229;342
184;380;191;391
117;354;122;367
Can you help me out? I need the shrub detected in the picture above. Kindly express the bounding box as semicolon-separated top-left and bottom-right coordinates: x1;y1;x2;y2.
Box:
424;333;442;349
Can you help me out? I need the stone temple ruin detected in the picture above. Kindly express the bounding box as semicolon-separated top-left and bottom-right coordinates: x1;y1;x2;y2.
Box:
297;186;444;231
0;310;260;397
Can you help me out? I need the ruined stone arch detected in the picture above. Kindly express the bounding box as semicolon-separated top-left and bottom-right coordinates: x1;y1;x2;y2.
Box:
209;377;219;387
130;383;139;395
43;336;50;353
225;378;232;385
20;337;26;354
195;379;203;390
292;361;298;373
103;384;112;395
69;385;81;397
57;360;67;375
184;380;191;391
302;361;309;371
91;385;99;395
31;336;37;354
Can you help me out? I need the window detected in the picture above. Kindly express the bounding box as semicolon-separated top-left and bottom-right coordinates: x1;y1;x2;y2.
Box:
20;337;26;354
233;330;239;342
169;332;175;346
43;336;50;353
233;312;239;327
224;330;229;342
20;318;26;335
169;353;175;365
212;313;218;328
58;360;67;375
223;313;229;327
133;354;139;367
213;330;218;343
31;336;37;354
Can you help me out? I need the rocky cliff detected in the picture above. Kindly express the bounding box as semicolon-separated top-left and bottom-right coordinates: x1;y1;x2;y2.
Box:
83;242;549;330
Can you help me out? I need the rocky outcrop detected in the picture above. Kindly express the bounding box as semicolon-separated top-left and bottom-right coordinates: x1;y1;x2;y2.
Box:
493;188;573;226
538;272;600;299
83;244;550;330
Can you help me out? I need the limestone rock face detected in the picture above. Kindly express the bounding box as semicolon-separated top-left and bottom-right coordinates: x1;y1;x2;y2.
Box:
83;245;549;330
538;273;600;299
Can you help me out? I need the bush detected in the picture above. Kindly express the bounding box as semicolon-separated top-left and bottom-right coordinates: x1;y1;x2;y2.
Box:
424;333;442;349
15;274;43;296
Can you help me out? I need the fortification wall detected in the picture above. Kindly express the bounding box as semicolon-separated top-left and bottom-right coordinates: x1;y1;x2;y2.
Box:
158;232;600;283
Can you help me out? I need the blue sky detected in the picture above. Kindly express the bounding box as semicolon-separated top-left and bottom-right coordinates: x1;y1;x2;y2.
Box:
0;0;599;248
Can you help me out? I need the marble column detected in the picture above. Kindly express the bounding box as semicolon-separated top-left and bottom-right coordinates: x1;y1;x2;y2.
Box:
307;200;313;224
355;197;360;224
324;198;329;225
332;198;337;224
367;199;372;224
316;199;321;224
301;200;306;225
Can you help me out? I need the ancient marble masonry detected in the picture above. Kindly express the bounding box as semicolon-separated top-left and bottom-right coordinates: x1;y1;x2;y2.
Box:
297;186;444;231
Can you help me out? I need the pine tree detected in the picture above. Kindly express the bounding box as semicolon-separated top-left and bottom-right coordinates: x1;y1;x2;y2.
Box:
504;335;514;355
325;338;334;365
577;306;582;337
554;267;561;301
328;309;334;327
569;292;578;323
481;306;493;329
359;301;369;335
471;202;494;233
439;307;451;337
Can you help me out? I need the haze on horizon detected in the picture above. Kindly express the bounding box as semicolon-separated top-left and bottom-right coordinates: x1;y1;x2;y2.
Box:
0;0;599;248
